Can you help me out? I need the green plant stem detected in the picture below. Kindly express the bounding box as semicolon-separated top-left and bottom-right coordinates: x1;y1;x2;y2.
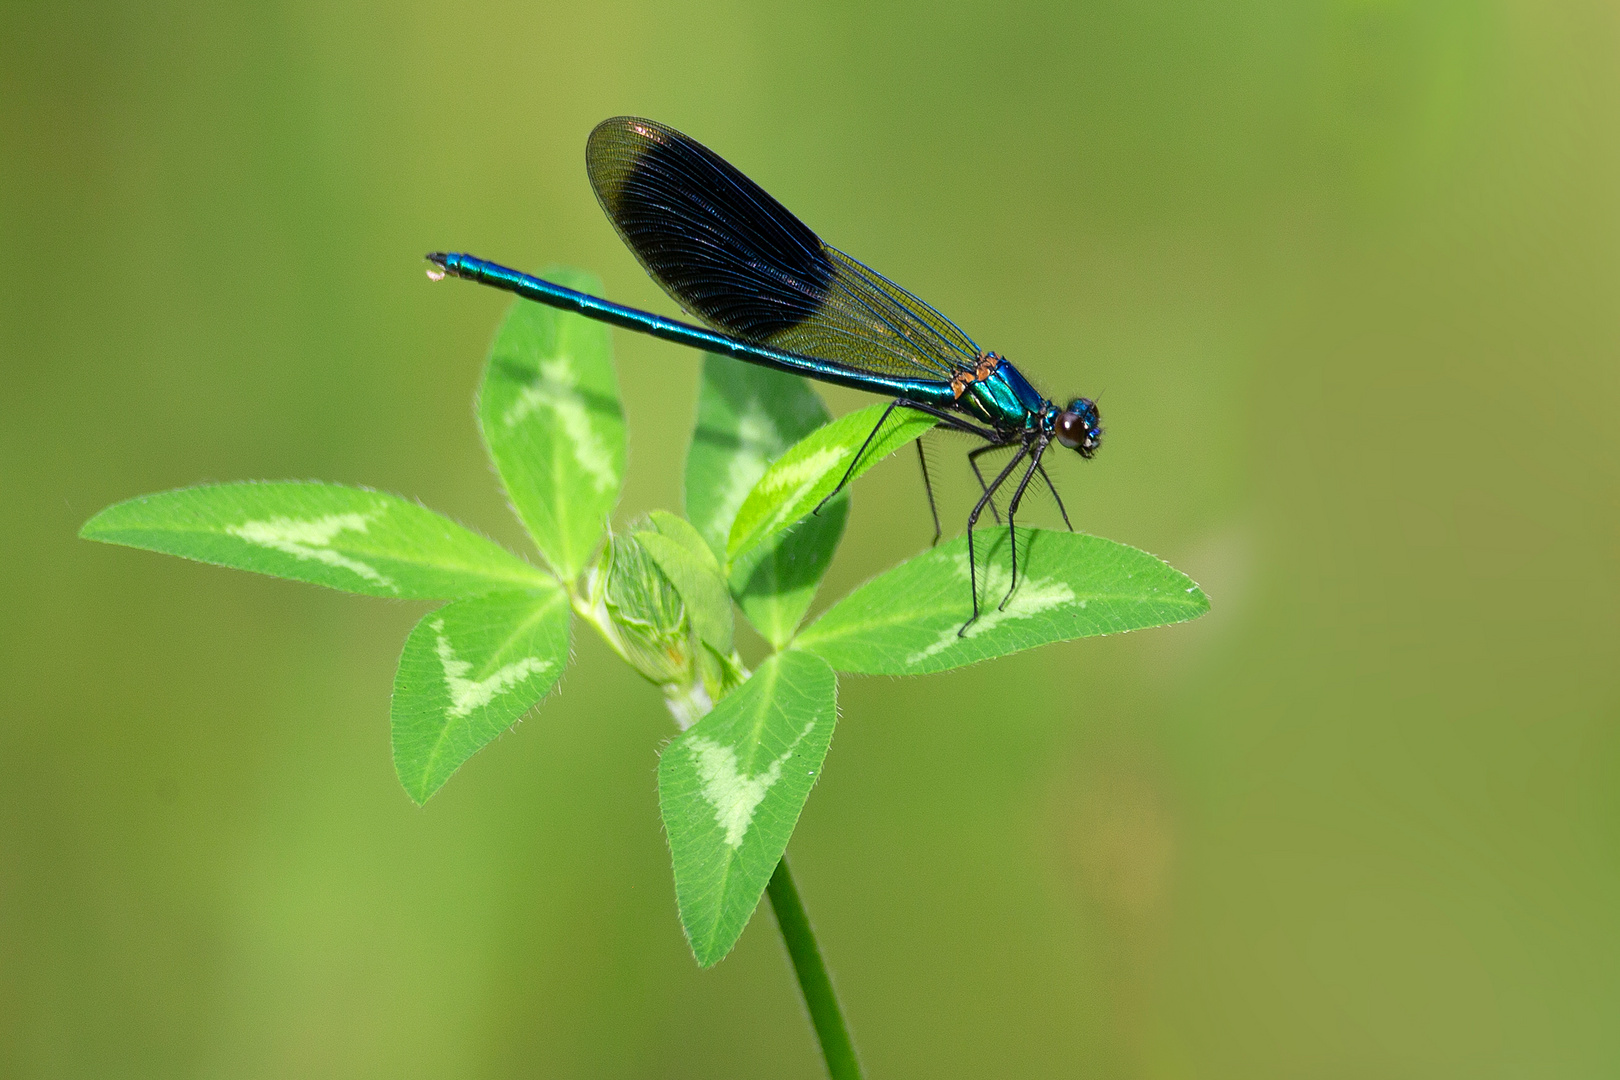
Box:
767;856;862;1080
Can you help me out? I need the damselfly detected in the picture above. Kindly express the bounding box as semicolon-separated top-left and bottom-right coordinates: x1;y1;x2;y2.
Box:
428;117;1103;631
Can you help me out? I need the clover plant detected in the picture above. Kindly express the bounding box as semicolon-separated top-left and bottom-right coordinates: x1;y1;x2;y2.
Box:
81;268;1208;1078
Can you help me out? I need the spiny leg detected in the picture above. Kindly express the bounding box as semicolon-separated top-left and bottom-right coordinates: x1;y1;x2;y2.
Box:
885;400;1001;443
1035;462;1074;531
961;445;1029;637
998;437;1049;611
967;443;1008;525
915;437;942;546
814;398;901;516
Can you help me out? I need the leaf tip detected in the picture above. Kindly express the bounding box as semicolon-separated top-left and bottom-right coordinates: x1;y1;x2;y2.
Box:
395;767;437;807
1181;580;1212;616
78;501;124;540
684;921;743;968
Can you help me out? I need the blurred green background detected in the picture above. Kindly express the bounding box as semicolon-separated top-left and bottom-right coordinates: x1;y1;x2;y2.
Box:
3;1;1616;1076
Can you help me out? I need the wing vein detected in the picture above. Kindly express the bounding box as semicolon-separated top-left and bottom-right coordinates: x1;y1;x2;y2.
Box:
585;117;980;385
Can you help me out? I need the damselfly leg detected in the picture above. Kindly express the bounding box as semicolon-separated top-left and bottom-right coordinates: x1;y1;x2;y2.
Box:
961;444;1029;636
814;399;901;519
998;436;1051;611
967;443;1011;525
915;438;942;546
1036;461;1074;531
814;398;992;548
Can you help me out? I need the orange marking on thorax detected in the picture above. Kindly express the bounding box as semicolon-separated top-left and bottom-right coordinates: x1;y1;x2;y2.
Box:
950;352;1002;399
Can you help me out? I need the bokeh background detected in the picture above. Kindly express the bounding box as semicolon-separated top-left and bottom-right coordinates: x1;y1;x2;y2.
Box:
4;1;1617;1076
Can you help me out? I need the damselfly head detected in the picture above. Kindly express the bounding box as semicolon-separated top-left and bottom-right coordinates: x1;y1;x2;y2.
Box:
1055;398;1103;458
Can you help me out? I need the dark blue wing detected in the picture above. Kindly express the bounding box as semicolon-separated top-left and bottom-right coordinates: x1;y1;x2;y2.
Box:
585;117;981;383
